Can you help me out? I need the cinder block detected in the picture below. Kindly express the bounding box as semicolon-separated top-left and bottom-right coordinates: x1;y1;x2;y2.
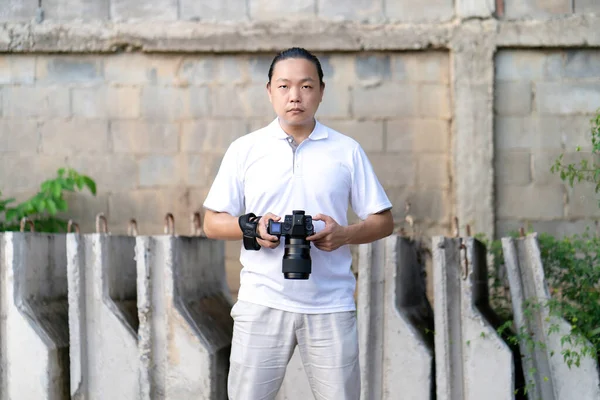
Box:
108;190;178;228
576;0;600;13
496;184;564;219
112;121;179;154
68;155;138;191
181;120;246;153
0;119;38;152
211;86;246;118
456;0;495;18
215;57;248;85
531;150;570;184
2;86;70;118
0;155;66;192
387;119;450;153
138;155;180;187
563;49;600;79
528;219;598;237
180;0;248;21
494;82;532;116
0;55;35;84
494;151;532;185
36;56;103;83
243;85;276;118
381;186;410;221
110;0;178;21
248;55;273;83
141;87;210;120
43;0;109;20
105;54;181;85
57;192;109;234
567;183;600;218
536;82;600;115
249;0;315;20
494;116;564;150
319;0;383;21
0;0;37;21
419;84;451;119
178;56;216;85
495;50;549;81
355;54;391;82
409;188;450;222
417;154;449;187
40;120;109;154
369;152;415;186
72;87;141;119
385;0;453;22
353;84;419;118
393;51;450;84
318;119;384;152
185;153;225;186
316;82;351;118
503;0;572;19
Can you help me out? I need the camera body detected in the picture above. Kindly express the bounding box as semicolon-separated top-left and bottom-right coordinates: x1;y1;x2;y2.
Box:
267;210;315;280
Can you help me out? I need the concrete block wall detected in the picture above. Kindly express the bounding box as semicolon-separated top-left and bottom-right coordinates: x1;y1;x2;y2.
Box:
494;49;600;237
0;51;452;296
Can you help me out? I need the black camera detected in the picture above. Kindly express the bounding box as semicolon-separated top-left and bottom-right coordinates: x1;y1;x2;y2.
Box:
267;210;315;280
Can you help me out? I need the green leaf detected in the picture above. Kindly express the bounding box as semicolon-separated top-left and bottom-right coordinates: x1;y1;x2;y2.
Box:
46;199;57;215
83;176;97;195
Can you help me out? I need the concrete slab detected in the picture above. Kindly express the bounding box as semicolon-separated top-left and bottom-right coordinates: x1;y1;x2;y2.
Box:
0;232;69;400
67;233;139;400
358;235;435;399
502;234;600;399
433;236;514;400
136;234;233;399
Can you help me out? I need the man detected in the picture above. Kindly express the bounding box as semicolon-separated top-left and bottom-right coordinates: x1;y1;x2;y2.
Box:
203;47;393;400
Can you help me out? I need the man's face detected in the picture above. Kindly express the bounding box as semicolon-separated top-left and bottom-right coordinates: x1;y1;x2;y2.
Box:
267;58;325;128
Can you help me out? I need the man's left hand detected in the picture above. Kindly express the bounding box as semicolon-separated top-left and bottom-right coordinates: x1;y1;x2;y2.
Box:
306;214;348;252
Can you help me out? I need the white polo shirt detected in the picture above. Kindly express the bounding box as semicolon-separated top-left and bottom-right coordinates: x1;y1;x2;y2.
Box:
203;118;392;314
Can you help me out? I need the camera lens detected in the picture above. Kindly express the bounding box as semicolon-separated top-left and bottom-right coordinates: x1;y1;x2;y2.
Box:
282;236;311;279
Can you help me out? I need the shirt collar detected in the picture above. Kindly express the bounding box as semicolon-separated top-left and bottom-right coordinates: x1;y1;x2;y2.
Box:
268;118;328;141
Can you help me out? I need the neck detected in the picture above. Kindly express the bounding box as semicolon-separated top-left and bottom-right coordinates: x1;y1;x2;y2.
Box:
279;118;316;144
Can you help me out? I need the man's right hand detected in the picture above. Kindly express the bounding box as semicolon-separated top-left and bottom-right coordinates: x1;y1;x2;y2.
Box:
257;213;281;249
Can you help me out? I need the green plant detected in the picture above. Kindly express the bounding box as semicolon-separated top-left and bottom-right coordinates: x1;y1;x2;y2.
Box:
551;110;600;198
0;168;96;233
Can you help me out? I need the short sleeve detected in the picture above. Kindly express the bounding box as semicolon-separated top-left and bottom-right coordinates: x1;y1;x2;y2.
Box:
350;145;393;220
203;140;244;216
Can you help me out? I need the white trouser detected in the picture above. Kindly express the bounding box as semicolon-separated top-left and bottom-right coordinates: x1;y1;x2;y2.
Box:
227;300;361;400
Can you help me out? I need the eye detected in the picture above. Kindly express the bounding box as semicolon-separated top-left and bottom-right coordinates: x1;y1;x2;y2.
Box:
302;85;312;89
279;85;288;89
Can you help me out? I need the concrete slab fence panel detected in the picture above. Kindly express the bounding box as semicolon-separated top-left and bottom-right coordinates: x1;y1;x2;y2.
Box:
135;234;233;400
66;233;139;400
433;236;514;400
0;232;69;400
358;235;435;399
502;234;600;400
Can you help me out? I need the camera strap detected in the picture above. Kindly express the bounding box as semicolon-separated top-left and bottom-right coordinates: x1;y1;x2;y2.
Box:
238;213;262;251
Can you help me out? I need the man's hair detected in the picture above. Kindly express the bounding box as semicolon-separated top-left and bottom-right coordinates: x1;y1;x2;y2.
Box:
268;47;324;86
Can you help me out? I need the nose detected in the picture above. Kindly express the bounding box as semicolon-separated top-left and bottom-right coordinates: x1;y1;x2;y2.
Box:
289;87;301;103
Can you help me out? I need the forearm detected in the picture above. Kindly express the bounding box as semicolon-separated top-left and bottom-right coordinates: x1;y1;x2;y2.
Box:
203;210;243;240
343;210;394;245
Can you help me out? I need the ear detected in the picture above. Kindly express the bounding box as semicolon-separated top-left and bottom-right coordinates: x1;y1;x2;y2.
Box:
266;82;273;104
319;82;325;102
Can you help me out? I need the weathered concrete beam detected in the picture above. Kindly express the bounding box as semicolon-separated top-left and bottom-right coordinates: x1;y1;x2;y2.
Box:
67;233;139;400
136;235;233;399
502;234;600;400
433;236;514;399
357;235;435;399
0;20;453;53
451;20;496;239
0;232;70;400
2;15;600;54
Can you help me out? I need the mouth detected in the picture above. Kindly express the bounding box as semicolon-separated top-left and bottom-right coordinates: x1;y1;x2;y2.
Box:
287;108;304;113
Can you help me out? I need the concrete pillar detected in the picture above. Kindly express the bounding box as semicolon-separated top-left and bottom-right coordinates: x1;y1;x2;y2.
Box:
433;236;514;400
136;234;233;399
66;232;139;400
502;234;600;400
358;235;435;399
0;232;69;400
